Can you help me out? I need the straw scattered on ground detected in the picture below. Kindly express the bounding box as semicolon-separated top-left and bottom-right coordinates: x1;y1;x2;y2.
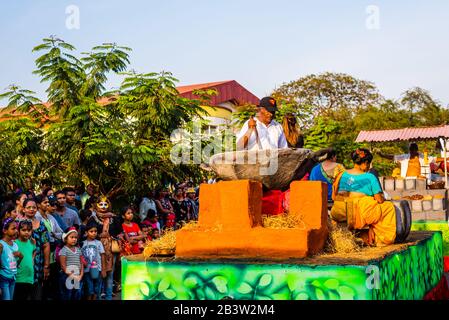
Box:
323;219;362;254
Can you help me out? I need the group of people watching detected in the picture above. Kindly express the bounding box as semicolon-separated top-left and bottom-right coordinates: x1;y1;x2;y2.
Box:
0;180;199;301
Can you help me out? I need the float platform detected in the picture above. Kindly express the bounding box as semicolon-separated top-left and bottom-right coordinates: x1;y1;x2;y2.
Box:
121;231;444;300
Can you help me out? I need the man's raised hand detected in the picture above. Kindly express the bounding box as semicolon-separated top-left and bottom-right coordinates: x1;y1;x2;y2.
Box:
248;117;257;129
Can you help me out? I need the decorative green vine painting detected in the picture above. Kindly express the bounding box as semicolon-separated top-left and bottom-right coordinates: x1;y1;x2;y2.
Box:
122;232;443;300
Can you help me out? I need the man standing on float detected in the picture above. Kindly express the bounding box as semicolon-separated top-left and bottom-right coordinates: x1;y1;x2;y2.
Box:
236;97;288;151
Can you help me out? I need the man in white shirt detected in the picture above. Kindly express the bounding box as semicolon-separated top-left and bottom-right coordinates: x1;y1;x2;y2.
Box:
236;97;288;151
139;190;157;222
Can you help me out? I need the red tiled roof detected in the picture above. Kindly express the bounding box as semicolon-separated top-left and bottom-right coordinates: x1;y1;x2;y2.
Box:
176;80;260;106
356;125;449;142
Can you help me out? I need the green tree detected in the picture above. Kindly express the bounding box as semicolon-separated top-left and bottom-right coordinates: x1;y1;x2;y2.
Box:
80;43;131;99
32;36;85;118
400;87;449;127
232;103;257;128
272;72;382;122
0;117;43;188
0;37;208;199
353;100;409;131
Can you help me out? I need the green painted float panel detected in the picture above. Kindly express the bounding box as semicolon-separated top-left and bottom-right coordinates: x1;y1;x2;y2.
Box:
373;231;443;299
412;221;449;255
122;232;443;300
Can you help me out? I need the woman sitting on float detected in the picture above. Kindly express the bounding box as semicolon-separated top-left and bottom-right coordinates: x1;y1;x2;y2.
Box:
331;148;410;247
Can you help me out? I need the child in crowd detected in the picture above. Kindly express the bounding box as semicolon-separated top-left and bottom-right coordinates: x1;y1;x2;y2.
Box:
138;221;152;251
151;228;160;240
0;204;17;224
81;223;106;300
0;218;22;300
59;227;83;300
141;221;153;241
78;209;92;243
145;210;161;233
14;220;36;300
164;212;176;231
121;206;145;255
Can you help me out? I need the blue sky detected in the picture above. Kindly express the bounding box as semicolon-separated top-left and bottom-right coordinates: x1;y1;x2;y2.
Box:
1;0;449;104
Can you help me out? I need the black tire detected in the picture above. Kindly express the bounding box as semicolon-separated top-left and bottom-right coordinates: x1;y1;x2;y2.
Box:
393;204;406;243
392;200;412;243
400;200;412;241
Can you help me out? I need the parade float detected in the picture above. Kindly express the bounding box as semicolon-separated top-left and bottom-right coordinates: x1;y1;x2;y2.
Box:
121;148;447;300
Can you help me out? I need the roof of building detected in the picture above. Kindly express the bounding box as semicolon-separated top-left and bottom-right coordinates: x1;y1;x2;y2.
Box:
176;80;260;106
176;81;232;94
355;125;449;142
0;80;259;119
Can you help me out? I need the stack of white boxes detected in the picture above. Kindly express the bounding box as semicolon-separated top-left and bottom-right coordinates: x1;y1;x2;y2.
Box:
381;177;448;221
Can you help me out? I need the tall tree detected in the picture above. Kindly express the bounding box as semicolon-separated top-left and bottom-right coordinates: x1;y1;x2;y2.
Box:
400;87;449;127
0;37;209;199
81;43;131;99
272;72;382;123
32;36;85;118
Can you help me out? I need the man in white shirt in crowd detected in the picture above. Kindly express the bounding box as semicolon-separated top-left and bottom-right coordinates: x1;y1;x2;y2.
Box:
236;96;288;151
139;190;157;222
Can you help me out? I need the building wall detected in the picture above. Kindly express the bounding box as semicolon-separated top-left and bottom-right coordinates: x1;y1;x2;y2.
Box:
202;105;233;121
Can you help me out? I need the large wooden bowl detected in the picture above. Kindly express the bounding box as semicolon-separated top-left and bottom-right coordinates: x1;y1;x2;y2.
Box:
203;148;332;190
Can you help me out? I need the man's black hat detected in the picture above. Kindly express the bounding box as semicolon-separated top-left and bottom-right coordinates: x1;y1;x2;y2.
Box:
258;96;278;112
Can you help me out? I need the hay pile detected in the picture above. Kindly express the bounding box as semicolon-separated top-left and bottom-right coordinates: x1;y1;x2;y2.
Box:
324;220;362;254
143;229;177;258
262;214;363;254
262;213;306;229
142;221;223;258
142;216;364;258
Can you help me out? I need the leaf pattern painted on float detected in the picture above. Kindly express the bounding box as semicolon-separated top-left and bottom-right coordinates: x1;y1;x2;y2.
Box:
123;232;442;301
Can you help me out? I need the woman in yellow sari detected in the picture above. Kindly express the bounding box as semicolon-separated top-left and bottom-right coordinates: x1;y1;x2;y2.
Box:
331;148;405;246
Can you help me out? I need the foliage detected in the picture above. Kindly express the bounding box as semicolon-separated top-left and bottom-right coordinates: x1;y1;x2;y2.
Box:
0;117;43;188
272;73;449;176
232;103;257;128
272;72;382;122
32;36;85;118
400;87;449;127
2;38;449;195
0;37;207;199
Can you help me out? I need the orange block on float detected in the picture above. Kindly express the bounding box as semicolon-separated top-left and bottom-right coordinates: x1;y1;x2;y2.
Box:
176;180;328;260
290;181;328;229
198;180;262;230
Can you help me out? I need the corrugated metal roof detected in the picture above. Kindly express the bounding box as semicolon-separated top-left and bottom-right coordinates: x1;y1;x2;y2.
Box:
356;125;449;142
